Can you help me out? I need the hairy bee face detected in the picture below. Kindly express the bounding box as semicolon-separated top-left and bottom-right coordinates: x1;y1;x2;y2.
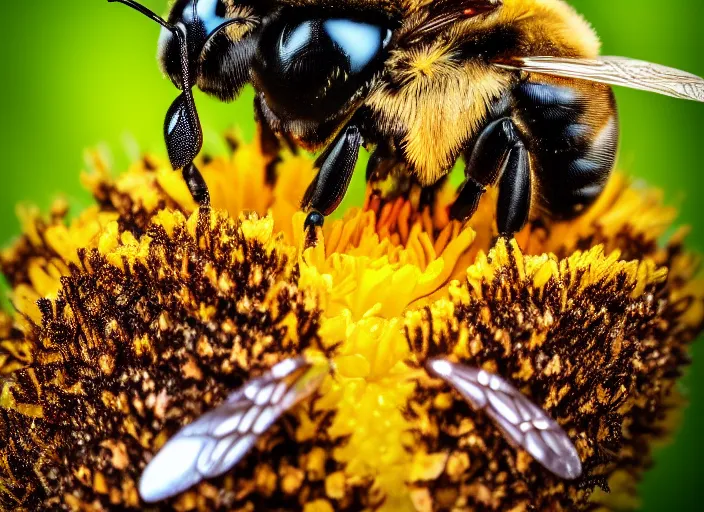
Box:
252;10;392;124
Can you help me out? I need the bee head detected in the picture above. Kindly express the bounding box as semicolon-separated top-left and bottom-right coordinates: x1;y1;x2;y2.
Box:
251;8;393;126
158;0;258;100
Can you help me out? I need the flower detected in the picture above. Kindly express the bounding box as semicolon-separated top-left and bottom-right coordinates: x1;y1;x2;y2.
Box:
0;131;702;511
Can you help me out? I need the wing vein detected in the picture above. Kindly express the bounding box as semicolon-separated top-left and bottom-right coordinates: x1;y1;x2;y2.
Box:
496;56;704;102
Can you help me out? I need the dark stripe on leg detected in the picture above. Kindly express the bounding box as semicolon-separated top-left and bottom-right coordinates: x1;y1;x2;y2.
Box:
497;143;531;236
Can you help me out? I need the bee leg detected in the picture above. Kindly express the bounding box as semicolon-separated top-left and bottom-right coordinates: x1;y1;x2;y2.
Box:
303;210;325;248
111;1;211;207
164;92;209;207
182;162;210;206
366;143;419;203
449;178;484;222
450;118;521;221
302;123;363;223
419;175;450;210
255;96;281;154
158;16;209;208
496;141;531;236
366;142;396;183
254;95;299;184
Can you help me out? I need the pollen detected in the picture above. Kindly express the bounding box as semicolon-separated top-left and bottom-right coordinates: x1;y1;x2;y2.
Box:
0;132;701;511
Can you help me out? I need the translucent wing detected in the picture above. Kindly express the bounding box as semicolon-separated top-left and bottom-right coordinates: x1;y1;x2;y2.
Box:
496;56;704;102
427;359;582;479
139;357;330;503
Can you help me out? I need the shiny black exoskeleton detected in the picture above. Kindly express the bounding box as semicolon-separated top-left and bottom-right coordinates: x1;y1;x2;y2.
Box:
110;0;393;217
254;16;390;125
109;0;620;236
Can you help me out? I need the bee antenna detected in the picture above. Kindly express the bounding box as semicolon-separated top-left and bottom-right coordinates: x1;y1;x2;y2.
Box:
108;0;195;91
108;0;174;32
109;0;204;187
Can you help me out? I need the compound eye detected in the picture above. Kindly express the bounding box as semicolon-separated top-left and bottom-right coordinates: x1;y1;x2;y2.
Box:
171;0;229;39
158;0;231;87
254;15;391;124
322;19;391;74
190;0;230;38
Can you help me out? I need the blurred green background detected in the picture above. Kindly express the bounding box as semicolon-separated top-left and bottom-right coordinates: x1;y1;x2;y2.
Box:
0;1;702;509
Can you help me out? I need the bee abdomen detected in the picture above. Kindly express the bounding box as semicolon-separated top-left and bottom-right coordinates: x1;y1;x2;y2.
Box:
513;78;619;219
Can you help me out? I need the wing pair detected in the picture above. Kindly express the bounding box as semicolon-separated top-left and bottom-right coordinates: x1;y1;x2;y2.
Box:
139;356;582;503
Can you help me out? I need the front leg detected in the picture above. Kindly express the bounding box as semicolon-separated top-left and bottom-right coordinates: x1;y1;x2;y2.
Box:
164;92;209;207
302;124;363;228
367;142;446;209
181;162;210;206
160;20;209;208
109;4;211;208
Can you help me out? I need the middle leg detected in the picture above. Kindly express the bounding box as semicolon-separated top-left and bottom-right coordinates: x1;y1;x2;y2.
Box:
301;123;363;224
254;95;299;184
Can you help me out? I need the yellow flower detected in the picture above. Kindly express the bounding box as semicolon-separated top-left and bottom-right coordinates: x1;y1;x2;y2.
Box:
0;131;701;511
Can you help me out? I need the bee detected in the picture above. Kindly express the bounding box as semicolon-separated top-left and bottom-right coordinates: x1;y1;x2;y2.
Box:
107;0;704;503
109;0;703;235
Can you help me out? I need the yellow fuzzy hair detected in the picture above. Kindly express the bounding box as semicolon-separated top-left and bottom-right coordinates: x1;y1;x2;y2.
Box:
365;0;602;185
